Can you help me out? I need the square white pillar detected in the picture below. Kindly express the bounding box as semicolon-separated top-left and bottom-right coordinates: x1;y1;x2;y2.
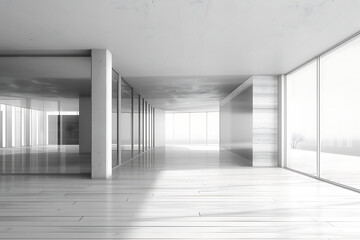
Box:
91;49;112;179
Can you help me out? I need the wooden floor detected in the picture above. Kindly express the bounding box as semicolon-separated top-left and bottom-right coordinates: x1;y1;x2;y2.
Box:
1;146;360;239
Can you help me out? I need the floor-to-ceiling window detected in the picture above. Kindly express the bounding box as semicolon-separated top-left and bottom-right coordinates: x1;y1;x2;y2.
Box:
165;112;219;146
286;33;360;190
320;35;360;189
133;92;140;156
140;98;144;152
286;61;317;176
207;112;220;145
0;56;91;174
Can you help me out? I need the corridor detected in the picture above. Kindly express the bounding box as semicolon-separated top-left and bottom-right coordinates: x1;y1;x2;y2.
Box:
0;146;360;239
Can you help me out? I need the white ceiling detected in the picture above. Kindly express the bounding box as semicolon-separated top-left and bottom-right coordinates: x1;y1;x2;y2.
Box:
1;0;360;110
126;75;251;111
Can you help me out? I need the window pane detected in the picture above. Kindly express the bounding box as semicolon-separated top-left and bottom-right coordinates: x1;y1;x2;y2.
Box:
112;70;119;167
190;113;206;145
286;61;317;175
173;113;190;145
133;93;139;156
320;36;360;189
207;112;219;145
165;113;174;145
121;79;132;162
140;98;144;152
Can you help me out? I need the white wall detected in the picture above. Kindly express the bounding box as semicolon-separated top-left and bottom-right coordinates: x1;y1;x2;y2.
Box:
220;76;278;167
253;76;278;167
220;79;253;163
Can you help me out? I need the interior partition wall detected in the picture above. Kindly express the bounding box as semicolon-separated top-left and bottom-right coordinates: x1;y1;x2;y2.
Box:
285;32;360;191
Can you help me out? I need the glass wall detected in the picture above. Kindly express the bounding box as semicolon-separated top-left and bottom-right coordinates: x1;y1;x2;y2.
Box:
165;112;219;146
0;96;87;173
0;58;155;174
173;113;190;145
165;112;174;145
112;70;119;167
121;80;133;162
133;92;140;156
190;113;207;145
140;98;144;152
207;112;219;145
286;61;317;175
286;33;360;190
120;79;156;164
320;35;360;189
0;56;91;174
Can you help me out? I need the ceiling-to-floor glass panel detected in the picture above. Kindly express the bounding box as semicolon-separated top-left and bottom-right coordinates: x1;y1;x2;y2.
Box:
207;112;219;145
121;79;132;163
133;93;140;156
144;102;147;150
286;61;317;176
112;70;119;167
139;98;144;152
150;106;153;148
173;113;190;145
147;103;151;149
320;35;360;189
190;113;206;145
0;56;91;174
165;113;174;145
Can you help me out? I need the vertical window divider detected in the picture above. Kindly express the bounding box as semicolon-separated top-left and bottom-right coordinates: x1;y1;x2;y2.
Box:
131;88;134;158
316;57;321;178
283;75;288;168
138;95;141;154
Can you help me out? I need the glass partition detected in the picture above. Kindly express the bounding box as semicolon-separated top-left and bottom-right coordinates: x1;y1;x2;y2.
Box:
119;80;156;164
140;98;144;152
121;79;133;162
133;92;140;156
112;70;119;167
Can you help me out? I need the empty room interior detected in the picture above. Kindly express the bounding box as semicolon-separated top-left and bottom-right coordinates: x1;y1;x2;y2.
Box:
1;0;360;239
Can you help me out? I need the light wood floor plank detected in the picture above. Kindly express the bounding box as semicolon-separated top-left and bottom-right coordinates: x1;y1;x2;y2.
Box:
0;146;360;239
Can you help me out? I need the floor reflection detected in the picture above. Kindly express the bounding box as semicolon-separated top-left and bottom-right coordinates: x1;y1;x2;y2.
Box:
0;145;90;174
114;145;251;172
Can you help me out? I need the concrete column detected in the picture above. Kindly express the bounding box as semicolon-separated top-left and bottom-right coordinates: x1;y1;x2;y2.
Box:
79;97;91;153
91;49;112;179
